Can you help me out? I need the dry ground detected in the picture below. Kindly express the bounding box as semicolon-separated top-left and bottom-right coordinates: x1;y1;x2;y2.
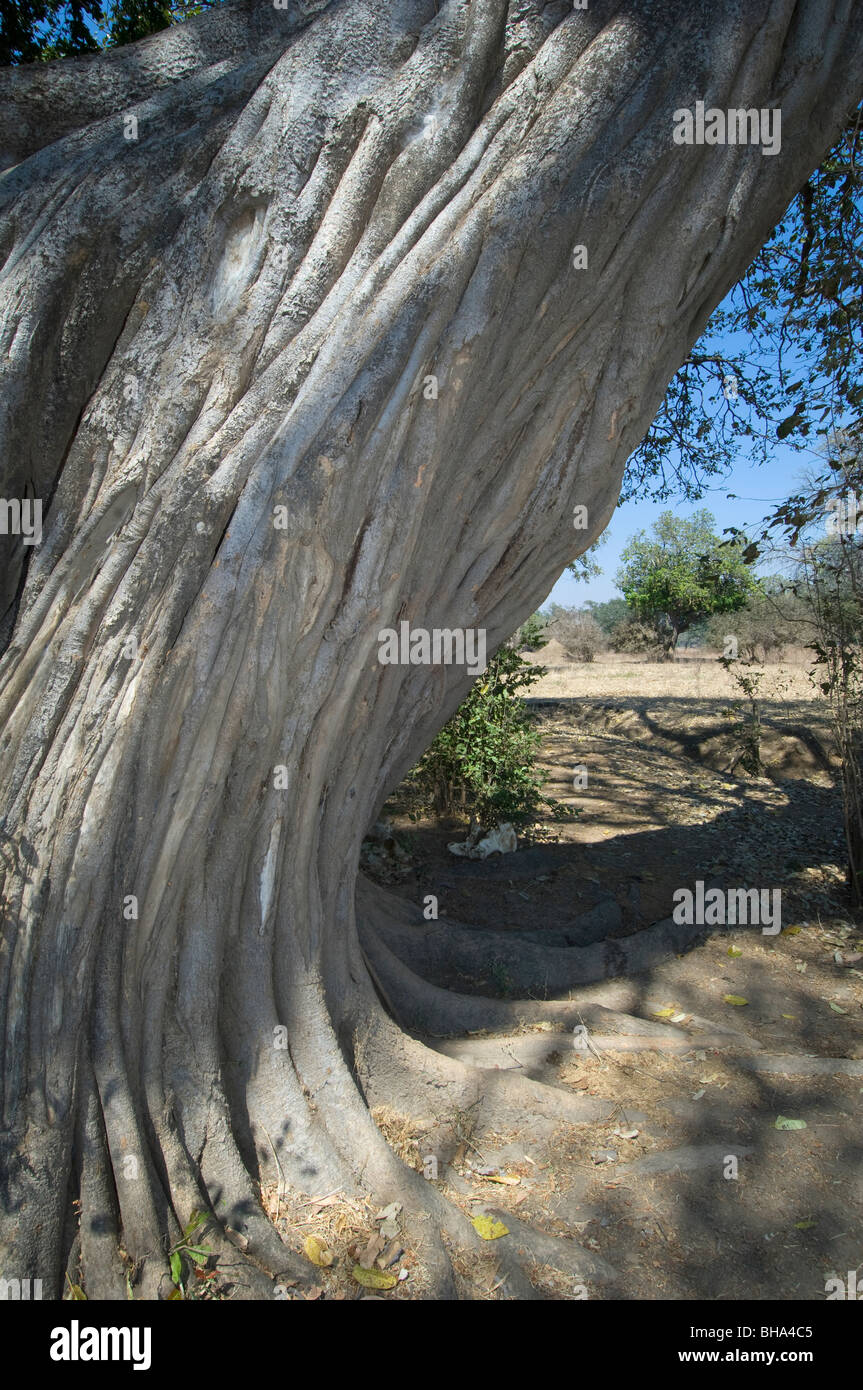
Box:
337;651;863;1300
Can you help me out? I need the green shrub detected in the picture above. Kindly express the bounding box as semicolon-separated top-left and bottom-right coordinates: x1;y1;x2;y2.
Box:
513;612;548;651
609;617;665;657
412;644;547;828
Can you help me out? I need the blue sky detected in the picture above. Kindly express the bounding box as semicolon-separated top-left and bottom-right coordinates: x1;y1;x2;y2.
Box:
544;441;815;608
543;322;832;611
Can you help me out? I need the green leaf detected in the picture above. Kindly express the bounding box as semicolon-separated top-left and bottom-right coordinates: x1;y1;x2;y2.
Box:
779;408;806;438
170;1251;183;1285
182;1210;206;1238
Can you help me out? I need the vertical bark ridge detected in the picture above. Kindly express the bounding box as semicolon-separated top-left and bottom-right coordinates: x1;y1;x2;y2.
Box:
1;0;861;1296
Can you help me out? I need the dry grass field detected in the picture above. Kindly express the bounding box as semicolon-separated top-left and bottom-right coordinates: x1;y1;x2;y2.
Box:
524;640;820;703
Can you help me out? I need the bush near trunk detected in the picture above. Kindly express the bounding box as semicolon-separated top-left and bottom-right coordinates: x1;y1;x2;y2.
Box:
411;644;548;828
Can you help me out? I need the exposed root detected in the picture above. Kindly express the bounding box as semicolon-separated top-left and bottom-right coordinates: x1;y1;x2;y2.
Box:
48;872;849;1302
484;1208;618;1286
359;876;709;995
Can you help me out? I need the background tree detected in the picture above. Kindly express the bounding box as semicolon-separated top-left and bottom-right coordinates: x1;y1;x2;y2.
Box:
804;533;863;905
0;0;223;64
610;616;667;659
622;104;863;504
705;579;810;662
616;509;758;658
582;596;629;637
1;0;861;1300
512;611;548;652
734;429;863;902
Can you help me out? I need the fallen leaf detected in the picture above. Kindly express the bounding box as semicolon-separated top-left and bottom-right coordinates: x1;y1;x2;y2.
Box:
613;1126;639;1140
359;1233;386;1269
376;1202;402;1224
723;994;748;1006
472;1214;509;1240
839;952;863;966
352;1265;398;1289
794;1219;816;1230
775;1116;807;1130
377;1239;403;1270
727;946;743;958
783;926;802;935
652;1007;676;1019
829;1002;848;1014
303;1235;333;1268
376;1201;402;1240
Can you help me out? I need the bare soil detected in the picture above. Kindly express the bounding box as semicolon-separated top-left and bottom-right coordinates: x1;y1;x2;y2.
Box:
354;653;863;1300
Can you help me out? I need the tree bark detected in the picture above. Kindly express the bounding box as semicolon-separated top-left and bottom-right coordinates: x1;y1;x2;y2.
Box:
1;0;861;1299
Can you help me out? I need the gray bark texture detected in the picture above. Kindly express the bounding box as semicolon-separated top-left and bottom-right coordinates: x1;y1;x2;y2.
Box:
1;0;861;1299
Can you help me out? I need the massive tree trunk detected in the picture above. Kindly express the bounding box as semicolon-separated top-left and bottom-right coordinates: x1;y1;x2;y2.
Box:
1;0;860;1300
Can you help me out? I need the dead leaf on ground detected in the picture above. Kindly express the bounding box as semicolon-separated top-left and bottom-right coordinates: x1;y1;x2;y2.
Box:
472;1214;509;1240
303;1235;333;1268
352;1264;398;1289
359;1232;386;1269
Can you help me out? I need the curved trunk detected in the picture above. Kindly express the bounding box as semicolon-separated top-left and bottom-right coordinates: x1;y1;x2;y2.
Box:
1;0;861;1298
